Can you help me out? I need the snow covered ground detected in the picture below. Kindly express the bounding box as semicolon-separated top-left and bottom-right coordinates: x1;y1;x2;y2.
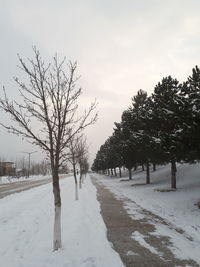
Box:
0;173;69;184
93;163;200;264
0;175;123;267
0;174;51;184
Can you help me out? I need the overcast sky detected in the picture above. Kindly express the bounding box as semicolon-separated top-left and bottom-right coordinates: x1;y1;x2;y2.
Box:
0;0;200;164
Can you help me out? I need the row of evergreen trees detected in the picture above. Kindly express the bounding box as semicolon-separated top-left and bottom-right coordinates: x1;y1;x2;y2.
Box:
92;66;200;189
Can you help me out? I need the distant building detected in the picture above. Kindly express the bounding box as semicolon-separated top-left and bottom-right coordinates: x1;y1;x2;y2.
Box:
0;162;16;176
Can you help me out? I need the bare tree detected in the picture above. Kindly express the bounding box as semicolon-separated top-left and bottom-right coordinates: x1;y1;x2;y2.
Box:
81;156;89;177
76;136;88;189
16;157;28;177
67;134;80;200
67;134;89;200
30;160;50;176
0;47;97;250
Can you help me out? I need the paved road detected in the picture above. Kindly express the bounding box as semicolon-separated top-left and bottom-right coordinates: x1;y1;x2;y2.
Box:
0;175;68;199
91;175;199;267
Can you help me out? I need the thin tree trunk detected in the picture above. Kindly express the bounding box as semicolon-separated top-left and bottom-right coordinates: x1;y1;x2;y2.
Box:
153;163;156;171
142;164;145;171
107;169;110;175
114;168;117;177
146;162;150;184
79;174;82;189
119;167;122;178
73;163;78;200
111;168;114;176
128;168;132;180
75;182;78;199
79;164;83;189
82;173;84;184
171;159;177;189
52;168;62;251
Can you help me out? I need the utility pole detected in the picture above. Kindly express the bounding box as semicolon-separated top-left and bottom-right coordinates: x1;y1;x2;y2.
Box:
22;151;37;178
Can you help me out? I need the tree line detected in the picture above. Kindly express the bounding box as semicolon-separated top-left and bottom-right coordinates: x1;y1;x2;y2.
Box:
92;66;200;189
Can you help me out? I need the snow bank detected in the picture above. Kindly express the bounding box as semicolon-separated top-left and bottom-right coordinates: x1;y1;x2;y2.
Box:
0;173;69;184
0;174;51;184
0;175;124;267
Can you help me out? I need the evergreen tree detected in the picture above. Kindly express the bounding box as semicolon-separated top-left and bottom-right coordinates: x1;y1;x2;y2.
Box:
113;122;137;180
121;90;161;184
180;66;200;161
151;76;182;189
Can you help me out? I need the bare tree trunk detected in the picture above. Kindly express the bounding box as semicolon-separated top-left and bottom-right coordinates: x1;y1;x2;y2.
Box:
52;169;62;251
75;181;78;199
73;163;78;200
82;170;85;184
128;168;132;180
53;205;61;250
114;168;117;177
142;164;145;171
153;163;156;171
171;159;177;189
146;162;150;184
119;167;122;178
79;168;82;189
107;169;110;175
79;178;82;189
111;168;114;176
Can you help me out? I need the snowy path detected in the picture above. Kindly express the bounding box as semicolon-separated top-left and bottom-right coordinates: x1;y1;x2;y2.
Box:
92;175;199;267
91;164;200;266
0;175;124;267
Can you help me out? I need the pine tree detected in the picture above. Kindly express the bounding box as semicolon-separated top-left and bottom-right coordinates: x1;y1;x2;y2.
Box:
151;76;182;189
121;90;161;184
113;122;137;180
180;66;200;161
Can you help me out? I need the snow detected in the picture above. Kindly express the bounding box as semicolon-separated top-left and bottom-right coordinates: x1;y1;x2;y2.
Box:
126;251;138;257
93;163;200;264
0;173;69;185
131;231;163;258
0;174;52;184
0;175;124;267
152;223;200;262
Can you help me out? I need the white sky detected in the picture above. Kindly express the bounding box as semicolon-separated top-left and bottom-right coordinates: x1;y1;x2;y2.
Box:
0;0;200;164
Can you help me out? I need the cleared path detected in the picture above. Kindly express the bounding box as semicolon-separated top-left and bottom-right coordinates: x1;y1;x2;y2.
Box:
91;175;199;267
